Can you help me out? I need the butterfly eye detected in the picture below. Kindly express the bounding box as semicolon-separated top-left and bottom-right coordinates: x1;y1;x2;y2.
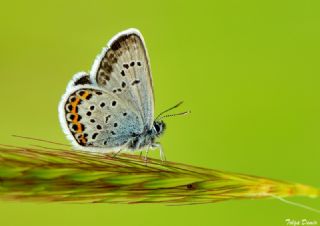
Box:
154;123;161;133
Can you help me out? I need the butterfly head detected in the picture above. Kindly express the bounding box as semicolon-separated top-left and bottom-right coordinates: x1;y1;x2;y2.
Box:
153;120;166;137
152;101;190;138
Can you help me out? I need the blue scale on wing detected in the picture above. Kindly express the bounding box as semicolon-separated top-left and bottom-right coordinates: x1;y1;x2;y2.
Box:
74;87;144;149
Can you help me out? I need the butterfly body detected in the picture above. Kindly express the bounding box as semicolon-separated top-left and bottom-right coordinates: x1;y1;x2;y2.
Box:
127;120;166;150
59;28;167;158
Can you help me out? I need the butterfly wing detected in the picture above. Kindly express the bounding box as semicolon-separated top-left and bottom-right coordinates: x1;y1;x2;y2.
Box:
59;84;144;151
90;28;154;130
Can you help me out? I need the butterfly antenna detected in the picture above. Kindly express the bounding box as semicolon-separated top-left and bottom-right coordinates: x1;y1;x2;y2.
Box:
155;101;184;121
157;110;191;121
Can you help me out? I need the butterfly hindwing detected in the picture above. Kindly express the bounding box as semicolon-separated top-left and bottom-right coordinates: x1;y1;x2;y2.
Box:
59;85;144;150
90;29;154;130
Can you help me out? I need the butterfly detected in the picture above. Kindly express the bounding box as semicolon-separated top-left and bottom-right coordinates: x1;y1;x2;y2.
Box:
58;28;188;160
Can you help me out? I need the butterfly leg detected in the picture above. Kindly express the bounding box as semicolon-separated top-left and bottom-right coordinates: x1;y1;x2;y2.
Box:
159;144;166;162
112;149;122;158
144;145;151;162
152;143;166;162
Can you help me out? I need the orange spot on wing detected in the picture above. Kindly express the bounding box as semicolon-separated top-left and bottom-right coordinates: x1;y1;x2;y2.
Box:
77;123;83;133
80;91;90;100
67;90;91;140
72;115;78;123
79;135;87;145
70;98;81;127
69;91;89;123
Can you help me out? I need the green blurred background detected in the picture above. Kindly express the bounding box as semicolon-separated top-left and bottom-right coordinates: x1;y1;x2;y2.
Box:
0;0;319;225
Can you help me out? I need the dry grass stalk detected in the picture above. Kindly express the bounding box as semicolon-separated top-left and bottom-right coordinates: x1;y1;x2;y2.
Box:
0;143;318;204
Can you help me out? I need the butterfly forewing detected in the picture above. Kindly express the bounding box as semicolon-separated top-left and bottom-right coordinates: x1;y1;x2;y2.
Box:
90;29;154;130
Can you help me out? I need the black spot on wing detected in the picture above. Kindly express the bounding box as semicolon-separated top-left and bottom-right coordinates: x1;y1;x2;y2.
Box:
131;80;140;86
111;34;138;52
99;70;110;79
86;94;92;100
107;52;117;64
69;114;75;121
111;41;121;51
72;124;78;131
110;35;128;51
74;75;92;86
70;96;76;102
92;133;99;140
121;82;126;88
66;104;73;112
105;115;111;123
